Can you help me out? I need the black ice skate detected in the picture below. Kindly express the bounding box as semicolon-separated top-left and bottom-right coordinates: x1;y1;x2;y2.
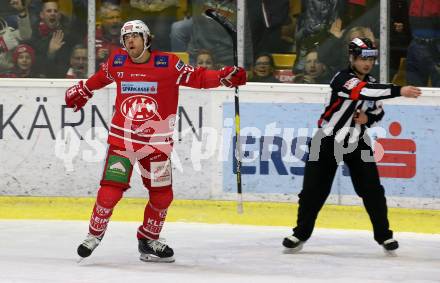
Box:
282;235;304;253
138;238;175;263
382;238;399;256
77;234;102;259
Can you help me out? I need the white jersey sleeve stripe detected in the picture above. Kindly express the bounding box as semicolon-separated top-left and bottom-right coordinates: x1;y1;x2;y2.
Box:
360;88;392;98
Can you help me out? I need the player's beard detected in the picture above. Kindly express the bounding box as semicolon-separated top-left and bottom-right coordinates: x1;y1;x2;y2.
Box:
128;47;143;59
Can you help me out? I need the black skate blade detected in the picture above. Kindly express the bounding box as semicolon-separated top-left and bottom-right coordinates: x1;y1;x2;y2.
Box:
140;253;175;263
383;249;397;257
283;244;303;254
77;256;87;264
282;238;304;254
77;247;92;263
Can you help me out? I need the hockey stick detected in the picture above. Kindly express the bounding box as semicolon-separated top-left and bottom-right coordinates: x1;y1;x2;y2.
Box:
204;9;243;214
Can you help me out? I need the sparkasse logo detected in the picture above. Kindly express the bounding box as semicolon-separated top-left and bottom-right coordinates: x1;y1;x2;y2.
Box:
121;82;158;94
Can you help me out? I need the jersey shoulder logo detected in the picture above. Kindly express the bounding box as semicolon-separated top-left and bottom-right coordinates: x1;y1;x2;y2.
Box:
113;55;127;67
154;55;169;67
175;59;184;71
343;77;361;90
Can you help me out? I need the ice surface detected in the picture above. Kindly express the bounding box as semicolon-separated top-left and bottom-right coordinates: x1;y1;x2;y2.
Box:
0;220;439;283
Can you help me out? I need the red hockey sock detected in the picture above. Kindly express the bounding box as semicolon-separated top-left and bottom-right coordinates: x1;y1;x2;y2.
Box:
89;186;123;237
137;188;173;240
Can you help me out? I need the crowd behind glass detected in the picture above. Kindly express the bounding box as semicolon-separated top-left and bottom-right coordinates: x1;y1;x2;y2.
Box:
0;0;438;87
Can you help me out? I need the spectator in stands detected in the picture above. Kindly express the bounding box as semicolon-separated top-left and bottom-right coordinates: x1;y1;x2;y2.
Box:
292;0;343;73
195;49;216;70
0;0;32;73
122;0;179;51
249;53;280;83
247;0;293;55
389;0;411;82
170;3;192;52
0;43;38;77
340;0;380;34
13;43;44;77
31;0;76;78
2;0;37;28
0;0;18;18
406;0;440;87
66;44;87;78
186;0;253;68
341;0;368;28
317;25;378;78
5;0;33;38
293;49;330;84
12;43;33;76
71;0;88;42
96;2;123;67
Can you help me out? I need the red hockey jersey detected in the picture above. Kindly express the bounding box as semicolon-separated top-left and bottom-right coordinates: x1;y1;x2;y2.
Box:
85;48;222;154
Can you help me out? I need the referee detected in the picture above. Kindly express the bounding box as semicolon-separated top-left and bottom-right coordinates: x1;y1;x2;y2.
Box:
283;38;422;255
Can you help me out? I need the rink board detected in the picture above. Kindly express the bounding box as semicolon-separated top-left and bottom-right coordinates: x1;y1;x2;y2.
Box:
223;103;440;198
0;196;439;234
0;80;440;212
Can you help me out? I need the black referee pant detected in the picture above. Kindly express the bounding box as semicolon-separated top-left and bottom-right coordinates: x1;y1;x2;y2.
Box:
292;132;393;244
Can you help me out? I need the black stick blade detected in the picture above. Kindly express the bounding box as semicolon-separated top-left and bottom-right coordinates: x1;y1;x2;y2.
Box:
204;8;236;35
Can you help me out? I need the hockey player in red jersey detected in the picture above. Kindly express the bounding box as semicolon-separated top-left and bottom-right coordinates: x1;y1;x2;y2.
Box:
65;20;246;263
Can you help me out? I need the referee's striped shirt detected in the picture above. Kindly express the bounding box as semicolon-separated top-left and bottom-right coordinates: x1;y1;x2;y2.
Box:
318;67;402;139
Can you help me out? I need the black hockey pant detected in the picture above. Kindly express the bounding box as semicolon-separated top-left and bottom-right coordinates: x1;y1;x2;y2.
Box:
292;134;393;244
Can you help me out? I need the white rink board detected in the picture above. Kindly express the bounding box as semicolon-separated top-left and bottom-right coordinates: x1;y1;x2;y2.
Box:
0;79;440;209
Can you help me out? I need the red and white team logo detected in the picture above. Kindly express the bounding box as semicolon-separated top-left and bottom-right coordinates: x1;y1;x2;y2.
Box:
120;95;159;121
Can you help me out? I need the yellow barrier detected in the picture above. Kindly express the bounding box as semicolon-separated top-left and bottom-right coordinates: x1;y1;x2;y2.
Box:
272;53;296;69
170;51;190;64
392;57;407;86
0;196;438;234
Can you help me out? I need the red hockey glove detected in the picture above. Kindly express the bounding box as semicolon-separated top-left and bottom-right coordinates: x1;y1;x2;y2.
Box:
65;80;93;112
219;66;247;88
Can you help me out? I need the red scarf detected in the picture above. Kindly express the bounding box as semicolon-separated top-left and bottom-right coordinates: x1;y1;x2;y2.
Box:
38;21;57;37
348;0;366;5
